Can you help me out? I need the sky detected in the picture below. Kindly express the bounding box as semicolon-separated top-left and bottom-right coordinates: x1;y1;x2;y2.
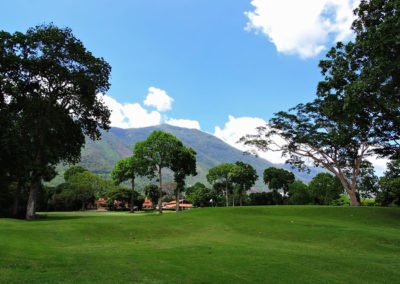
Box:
4;0;387;172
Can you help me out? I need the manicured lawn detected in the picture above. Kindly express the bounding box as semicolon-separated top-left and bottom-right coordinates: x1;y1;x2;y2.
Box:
1;206;399;283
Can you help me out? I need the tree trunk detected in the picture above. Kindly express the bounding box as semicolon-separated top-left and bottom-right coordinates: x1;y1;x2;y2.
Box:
232;192;235;207
81;201;86;211
130;178;135;213
12;181;22;218
240;186;243;206
225;181;229;207
158;166;163;214
176;187;180;213
26;176;40;220
349;190;361;206
335;172;361;206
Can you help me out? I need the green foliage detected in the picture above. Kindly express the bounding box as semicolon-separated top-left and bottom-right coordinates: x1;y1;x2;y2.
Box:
48;124;281;190
241;0;400;207
144;184;160;208
357;161;379;199
330;195;350;206
106;185;139;211
111;156;146;185
230;161;258;206
249;192;281;206
263;167;295;195
288;181;311;205
0;23;111;218
64;166;88;182
207;163;234;206
186;182;216;207
309;173;343;205
171;145;197;211
134;130;184;213
377;160;400;206
362;198;377;207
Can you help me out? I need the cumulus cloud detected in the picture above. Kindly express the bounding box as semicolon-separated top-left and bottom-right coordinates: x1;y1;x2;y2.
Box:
214;115;286;164
98;94;161;128
245;0;360;58
366;156;389;177
144;87;174;112
166;118;201;130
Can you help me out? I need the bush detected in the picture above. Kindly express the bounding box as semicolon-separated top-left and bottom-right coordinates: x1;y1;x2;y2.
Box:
362;198;377;206
330;195;350;206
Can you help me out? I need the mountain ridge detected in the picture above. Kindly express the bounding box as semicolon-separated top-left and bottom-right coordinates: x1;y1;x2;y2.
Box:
51;124;315;191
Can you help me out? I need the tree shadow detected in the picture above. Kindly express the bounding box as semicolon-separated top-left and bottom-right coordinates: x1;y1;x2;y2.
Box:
33;214;88;221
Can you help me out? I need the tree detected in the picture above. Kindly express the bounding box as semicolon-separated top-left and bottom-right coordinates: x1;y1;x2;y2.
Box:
0;24;111;219
134;131;183;213
107;185;139;211
308;173;343;205
229;161;258;206
249;191;282;206
64;166;88;182
111;156;146;213
357;161;379;200
186;182;216;207
350;0;400;159
68;171;104;210
163;182;177;201
288;181;311;205
263;167;294;203
241;0;400;207
207;163;234;207
144;184;161;209
377;159;400;206
171;146;197;212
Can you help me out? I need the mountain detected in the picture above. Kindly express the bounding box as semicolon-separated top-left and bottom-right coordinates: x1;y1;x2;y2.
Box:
51;124;314;191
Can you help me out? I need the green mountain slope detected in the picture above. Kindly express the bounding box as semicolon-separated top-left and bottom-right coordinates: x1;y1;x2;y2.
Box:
52;124;314;191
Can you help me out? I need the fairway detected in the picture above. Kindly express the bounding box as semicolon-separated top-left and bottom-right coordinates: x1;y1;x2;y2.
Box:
1;206;400;283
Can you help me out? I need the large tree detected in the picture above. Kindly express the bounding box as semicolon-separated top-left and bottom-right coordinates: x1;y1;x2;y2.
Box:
229;161;258;206
134;130;183;213
350;0;400;159
171;146;197;212
111;156;146;213
0;24;111;219
241;0;400;206
207;163;234;207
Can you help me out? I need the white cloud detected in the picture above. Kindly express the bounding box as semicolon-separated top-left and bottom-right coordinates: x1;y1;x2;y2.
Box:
214;115;286;164
144;87;174;112
366;156;389;177
166;118;201;130
98;94;161;128
245;0;360;58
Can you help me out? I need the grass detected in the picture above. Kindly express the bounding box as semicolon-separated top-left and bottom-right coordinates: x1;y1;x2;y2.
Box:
1;206;400;283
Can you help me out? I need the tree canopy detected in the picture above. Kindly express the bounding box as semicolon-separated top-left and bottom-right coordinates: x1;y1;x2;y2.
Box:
171;146;197;212
207;163;234;207
134;130;185;213
0;24;111;219
111;155;146;213
229;161;258;206
263;167;294;197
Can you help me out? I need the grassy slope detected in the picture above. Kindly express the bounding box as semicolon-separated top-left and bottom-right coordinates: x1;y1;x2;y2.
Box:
1;206;399;283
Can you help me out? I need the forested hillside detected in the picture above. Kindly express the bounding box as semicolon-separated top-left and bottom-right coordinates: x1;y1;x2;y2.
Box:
52;124;281;190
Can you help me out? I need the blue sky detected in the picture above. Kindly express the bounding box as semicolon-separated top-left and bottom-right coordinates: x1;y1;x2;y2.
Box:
4;0;375;166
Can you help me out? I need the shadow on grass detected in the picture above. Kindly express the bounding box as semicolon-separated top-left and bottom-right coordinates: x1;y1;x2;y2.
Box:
34;214;88;221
